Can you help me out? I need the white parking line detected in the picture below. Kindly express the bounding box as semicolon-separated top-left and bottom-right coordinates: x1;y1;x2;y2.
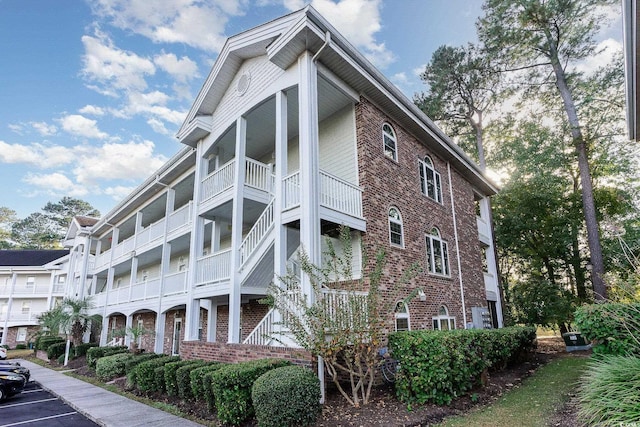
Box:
0;412;78;427
20;389;44;394
0;398;57;408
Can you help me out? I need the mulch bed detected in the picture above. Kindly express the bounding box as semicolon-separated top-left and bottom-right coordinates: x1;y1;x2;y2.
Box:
46;337;585;426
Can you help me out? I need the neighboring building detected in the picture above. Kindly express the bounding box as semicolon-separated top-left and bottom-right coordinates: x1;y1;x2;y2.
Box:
0;250;69;347
35;6;503;360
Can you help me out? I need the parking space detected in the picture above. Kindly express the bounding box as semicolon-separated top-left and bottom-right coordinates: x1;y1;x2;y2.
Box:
0;381;98;427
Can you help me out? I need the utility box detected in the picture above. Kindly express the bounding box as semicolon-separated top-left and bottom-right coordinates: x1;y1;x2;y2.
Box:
562;332;591;352
471;307;493;329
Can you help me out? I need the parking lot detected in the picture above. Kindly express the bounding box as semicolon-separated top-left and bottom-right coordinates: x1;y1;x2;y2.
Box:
0;381;98;427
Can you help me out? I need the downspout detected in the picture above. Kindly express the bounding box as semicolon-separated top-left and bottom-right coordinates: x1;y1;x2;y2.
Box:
448;163;467;327
311;30;330;405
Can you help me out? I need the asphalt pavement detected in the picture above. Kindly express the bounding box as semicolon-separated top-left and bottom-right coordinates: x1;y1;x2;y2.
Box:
13;360;204;427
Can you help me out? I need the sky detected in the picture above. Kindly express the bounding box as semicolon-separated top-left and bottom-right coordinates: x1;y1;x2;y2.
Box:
0;0;624;220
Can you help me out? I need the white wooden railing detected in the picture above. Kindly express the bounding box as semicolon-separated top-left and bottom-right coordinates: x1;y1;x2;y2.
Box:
321;288;369;330
245;158;272;192
136;219;165;248
168;202;192;232
5;284;50;295
108;286;131;305
201;159;236;202
319;171;363;218
239;199;274;267
243;308;276;345
283;171;301;210
164;271;188;295
113;235;135;259
196;250;232;284
106;337;124;347
130;277;160;302
94;249;112;270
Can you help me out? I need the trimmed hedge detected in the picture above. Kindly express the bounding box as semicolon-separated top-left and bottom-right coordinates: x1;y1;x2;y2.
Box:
37;336;64;351
252;365;321;427
389;326;536;405
154;366;167;393
190;363;225;402
15;344;27;350
74;343;98;358
96;352;135;380
210;358;292;425
87;346;129;368
164;360;201;397
133;356;180;393
575;303;640;356
125;353;164;389
177;361;209;400
47;341;70;360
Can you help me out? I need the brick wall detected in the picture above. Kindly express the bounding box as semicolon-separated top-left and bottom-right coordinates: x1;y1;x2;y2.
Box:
214;299;269;343
181;340;313;368
355;97;486;331
3;325;39;348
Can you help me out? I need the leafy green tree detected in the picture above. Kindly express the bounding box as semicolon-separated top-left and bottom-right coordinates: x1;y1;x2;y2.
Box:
43;196;100;230
59;297;102;347
510;276;577;330
478;0;618;299
11;212;61;249
0;207;17;248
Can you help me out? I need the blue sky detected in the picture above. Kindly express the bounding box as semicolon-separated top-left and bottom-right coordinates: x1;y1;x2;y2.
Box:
0;0;622;220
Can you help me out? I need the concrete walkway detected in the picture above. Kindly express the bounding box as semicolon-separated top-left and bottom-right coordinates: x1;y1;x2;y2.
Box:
17;360;204;427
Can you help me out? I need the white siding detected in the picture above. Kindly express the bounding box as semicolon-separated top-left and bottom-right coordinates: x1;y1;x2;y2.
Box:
318;105;357;183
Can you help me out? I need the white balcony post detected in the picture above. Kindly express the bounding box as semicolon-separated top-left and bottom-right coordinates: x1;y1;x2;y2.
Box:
298;52;321;300
46;271;56;309
154;311;166;353
124;314;133;348
129;256;138;302
0;272;16;346
100;315;110;346
211;220;221;253
274;90;288;328
229;116;247;344
79;238;92;299
207;300;217;342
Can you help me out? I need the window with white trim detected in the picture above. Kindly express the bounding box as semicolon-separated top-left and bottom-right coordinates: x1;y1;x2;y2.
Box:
395;301;410;331
419;156;442;203
26;276;35;288
382;123;397;161
426;228;450;276
141;270;149;282
21;300;31;315
178;256;187;272
432;305;456;330
388;207;404;247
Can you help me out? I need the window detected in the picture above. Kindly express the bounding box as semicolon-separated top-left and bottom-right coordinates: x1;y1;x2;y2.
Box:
419;156;442;203
394;301;410;331
388;207;404;247
21;301;31;315
432;305;456;330
57;275;66;283
382;123;397;161
426;228;450;276
115;278;122;288
481;246;489;273
178;256;187;272
26;276;35;288
141;270;149;282
16;327;27;342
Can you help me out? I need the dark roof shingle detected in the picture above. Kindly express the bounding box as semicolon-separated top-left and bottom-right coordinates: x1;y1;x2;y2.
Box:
0;250;69;267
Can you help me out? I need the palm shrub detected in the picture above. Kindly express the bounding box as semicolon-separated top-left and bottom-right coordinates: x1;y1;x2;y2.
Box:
176;361;208;400
96;352;135;380
578;355;640;426
252;365;321;427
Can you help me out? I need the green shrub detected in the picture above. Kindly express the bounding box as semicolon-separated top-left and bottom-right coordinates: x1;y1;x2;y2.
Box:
575;303;640;355
37;336;64;351
15;344;27;350
133;356;180;393
210;358;292;425
578;355;640;426
96;352;135;380
190;363;225;402
74;343;98;358
164;360;201;397
252;365;321;427
86;346;129;368
176;361;208;401
57;353;65;364
125;353;164;388
154;366;167;393
0;344;8;350
47;341;69;360
388;326;536;405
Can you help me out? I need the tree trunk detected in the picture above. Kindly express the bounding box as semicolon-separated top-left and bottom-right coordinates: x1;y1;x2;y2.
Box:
546;32;607;300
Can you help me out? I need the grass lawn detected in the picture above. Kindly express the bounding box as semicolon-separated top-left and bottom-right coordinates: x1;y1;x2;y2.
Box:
438;355;589;427
6;349;33;359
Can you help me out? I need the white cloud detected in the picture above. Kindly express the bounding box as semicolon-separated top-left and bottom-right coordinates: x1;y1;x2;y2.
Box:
0;140;73;168
283;0;394;68
72;139;167;184
104;185;136;201
147;118;170;134
23;172;89;197
81;29;156;94
31;122;57;136
89;0;244;52
8;124;24;135
122;91;186;125
79;105;106;116
59;114;109;139
154;52;199;82
573;38;622;75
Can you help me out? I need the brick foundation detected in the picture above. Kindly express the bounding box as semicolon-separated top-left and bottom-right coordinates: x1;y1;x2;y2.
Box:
180;340;313;368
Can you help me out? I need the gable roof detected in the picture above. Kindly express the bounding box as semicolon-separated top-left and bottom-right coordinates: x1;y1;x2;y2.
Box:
177;6;498;195
0;250;69;267
75;216;99;227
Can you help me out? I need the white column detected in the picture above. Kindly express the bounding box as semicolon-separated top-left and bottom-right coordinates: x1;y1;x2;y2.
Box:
207;301;217;342
154;311;166;353
129;257;138;301
274;90;288;329
228;116;247;343
1;272;17;346
99;315;110;346
124;314;133;348
298;52;321;299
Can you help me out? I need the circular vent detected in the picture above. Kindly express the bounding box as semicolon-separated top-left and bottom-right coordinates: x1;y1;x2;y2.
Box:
237;72;251;96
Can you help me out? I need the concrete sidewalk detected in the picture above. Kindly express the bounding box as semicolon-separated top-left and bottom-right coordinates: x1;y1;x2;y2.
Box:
17;360;204;427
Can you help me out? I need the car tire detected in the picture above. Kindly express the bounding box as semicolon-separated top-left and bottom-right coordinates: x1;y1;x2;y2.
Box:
0;387;5;401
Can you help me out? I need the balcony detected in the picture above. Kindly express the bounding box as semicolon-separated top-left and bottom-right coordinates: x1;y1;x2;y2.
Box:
196;250;232;286
130;277;161;302
200;158;273;206
164;271;188;296
2;284;51;296
0;312;41;323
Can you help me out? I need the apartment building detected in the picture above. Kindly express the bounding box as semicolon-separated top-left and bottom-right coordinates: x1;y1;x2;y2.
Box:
57;6;503;360
0;250;69;347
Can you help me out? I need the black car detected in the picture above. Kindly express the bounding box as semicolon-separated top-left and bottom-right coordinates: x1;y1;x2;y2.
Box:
0;372;26;400
0;361;30;382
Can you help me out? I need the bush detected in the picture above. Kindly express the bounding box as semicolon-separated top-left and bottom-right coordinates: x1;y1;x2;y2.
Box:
190;363;225;402
133;356;180;393
177;361;208;400
164;360;201;397
154;366;167;393
388;326;536;405
15;344;27;350
575;303;640;355
74;343;98;358
57;354;65;364
252;365;321;427
210;358;292;425
37;336;64;351
124;353;164;388
578;355;640;426
47;341;70;360
96;352;135;380
87;346;129;368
